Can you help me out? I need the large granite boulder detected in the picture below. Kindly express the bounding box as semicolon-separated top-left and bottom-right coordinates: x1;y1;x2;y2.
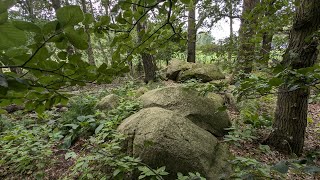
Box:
166;59;225;82
139;86;231;137
166;59;192;80
95;94;120;111
206;92;225;107
178;63;225;82
117;107;231;180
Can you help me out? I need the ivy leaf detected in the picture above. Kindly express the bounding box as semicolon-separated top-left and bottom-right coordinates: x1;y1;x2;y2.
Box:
56;5;84;27
116;14;127;24
268;77;283;86
272;161;289;174
100;15;110;25
83;13;94;25
303;165;320;174
0;0;15;13
95;124;104;134
65;152;77;160
64;27;88;50
12;21;41;33
58;51;68;60
0;11;8;24
42;20;59;35
0;23;27;50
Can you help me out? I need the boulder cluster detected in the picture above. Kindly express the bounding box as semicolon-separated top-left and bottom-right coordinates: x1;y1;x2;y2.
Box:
166;59;225;82
117;86;232;179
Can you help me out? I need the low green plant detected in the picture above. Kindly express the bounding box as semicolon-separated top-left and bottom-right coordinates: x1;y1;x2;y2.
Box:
66;98;143;179
0;121;53;178
230;156;278;179
61;115;99;148
224;125;257;146
0;115;14;132
177;172;206;180
138;166;169;180
184;80;228;96
238;97;274;128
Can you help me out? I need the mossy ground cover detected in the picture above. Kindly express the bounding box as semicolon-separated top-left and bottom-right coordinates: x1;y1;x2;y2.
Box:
0;79;319;179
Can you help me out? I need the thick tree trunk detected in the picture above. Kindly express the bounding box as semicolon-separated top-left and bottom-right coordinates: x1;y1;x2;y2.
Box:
141;53;156;83
232;0;259;81
187;1;196;63
260;32;273;63
265;0;320;155
136;22;156;83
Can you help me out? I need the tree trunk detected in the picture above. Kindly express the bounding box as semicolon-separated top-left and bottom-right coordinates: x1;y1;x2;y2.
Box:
259;0;276;65
232;0;259;81
227;0;233;62
259;32;273;63
51;0;61;10
187;0;196;63
265;0;320;155
101;0;110;16
136;22;156;83
141;53;156;83
88;0;108;66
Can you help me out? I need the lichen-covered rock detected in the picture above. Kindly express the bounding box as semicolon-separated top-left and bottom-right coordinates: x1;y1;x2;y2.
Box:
95;94;119;111
139;86;231;137
134;87;149;97
117;107;231;180
166;59;225;82
178;63;225;82
206;92;225;107
166;59;192;80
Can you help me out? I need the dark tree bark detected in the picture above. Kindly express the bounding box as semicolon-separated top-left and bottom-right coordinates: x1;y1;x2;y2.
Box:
101;0;110;16
264;0;320;155
187;1;196;63
51;0;61;10
25;0;35;21
259;32;273;62
136;22;156;83
227;0;234;62
80;0;95;65
259;0;276;64
232;0;259;81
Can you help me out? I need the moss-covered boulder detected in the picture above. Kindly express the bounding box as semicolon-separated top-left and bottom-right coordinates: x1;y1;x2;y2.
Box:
139;86;231;137
166;59;225;82
134;87;149;97
166;59;192;80
206;92;225;107
178;63;225;82
117;107;231;180
95;94;119;111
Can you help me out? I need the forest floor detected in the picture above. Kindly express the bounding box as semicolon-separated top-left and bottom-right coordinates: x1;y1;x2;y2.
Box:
228;103;320;180
1;80;319;179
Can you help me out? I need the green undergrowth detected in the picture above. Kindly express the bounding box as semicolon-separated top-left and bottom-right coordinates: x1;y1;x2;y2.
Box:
0;82;205;179
224;94;320;179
